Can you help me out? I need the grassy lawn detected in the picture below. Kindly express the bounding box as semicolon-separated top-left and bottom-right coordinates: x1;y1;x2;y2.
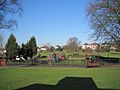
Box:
51;59;85;65
97;51;120;58
37;51;120;61
0;66;120;90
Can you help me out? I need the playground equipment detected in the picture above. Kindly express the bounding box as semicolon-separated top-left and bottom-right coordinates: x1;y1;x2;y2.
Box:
0;59;6;66
48;53;67;62
15;55;27;62
86;55;120;68
31;58;38;65
86;55;101;68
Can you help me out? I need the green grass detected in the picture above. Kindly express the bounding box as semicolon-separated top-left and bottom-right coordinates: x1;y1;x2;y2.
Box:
51;59;85;65
37;51;120;60
97;51;120;58
0;67;120;90
36;52;52;60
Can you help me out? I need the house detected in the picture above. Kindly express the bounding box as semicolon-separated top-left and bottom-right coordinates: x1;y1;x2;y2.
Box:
82;43;99;50
82;43;90;49
110;44;117;50
89;43;99;50
37;46;50;52
101;43;117;50
82;42;118;51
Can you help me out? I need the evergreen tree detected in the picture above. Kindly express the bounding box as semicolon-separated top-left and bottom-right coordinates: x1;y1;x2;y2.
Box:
5;33;19;59
49;46;55;52
55;45;63;51
19;43;26;57
25;43;33;58
27;36;37;56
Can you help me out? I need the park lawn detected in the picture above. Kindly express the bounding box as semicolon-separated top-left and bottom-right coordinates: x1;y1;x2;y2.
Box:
36;52;52;60
97;51;120;58
37;51;52;56
51;59;85;65
0;66;120;90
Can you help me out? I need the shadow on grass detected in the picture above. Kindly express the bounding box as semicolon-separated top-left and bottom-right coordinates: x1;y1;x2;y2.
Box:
17;77;119;90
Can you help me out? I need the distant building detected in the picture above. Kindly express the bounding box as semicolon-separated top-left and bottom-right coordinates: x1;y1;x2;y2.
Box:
37;46;50;52
89;43;99;50
110;44;117;50
82;43;90;49
82;43;99;50
101;43;117;50
82;42;117;51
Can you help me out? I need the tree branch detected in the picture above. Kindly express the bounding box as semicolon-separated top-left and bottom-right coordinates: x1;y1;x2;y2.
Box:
0;0;7;7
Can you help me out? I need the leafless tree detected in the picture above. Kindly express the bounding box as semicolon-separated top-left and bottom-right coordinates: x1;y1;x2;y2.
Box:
87;0;120;51
0;33;4;48
0;0;23;30
66;37;81;52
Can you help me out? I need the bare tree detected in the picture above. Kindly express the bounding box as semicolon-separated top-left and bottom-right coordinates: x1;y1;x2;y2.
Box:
87;0;120;50
66;37;81;52
0;0;23;30
0;33;4;48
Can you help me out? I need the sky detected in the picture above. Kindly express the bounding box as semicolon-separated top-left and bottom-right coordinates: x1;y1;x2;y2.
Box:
0;0;93;47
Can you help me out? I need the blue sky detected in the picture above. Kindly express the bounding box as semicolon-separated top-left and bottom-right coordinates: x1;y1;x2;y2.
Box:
1;0;93;46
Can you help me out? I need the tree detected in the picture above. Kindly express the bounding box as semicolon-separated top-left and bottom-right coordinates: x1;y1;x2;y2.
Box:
18;43;26;57
65;37;81;52
55;45;63;51
0;0;23;30
49;46;55;52
101;42;112;52
95;44;101;52
27;36;37;56
17;43;33;59
5;33;19;59
0;33;4;48
87;0;120;51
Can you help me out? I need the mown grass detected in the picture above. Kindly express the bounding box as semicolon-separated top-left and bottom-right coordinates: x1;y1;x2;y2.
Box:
97;51;120;58
51;59;85;65
0;67;120;90
38;51;120;60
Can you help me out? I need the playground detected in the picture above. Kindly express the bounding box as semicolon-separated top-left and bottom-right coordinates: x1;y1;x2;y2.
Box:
0;51;120;68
